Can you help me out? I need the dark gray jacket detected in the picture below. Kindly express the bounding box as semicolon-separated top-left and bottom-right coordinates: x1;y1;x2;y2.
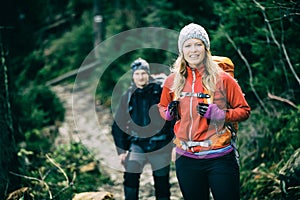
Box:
111;82;174;154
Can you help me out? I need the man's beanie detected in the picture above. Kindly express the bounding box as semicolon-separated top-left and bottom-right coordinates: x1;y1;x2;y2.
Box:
131;58;150;74
178;23;210;54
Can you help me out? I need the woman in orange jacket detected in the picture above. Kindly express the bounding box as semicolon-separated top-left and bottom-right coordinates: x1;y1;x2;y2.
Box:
158;23;251;200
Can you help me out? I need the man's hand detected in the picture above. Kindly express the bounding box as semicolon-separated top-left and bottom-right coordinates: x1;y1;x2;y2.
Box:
119;152;128;166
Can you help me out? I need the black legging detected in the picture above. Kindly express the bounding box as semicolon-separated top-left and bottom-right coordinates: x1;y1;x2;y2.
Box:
175;151;240;200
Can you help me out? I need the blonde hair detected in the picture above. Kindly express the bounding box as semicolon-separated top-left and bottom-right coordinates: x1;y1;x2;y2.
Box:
171;49;222;100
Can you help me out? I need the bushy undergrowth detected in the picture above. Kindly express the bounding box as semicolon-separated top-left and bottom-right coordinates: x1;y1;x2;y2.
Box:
15;142;111;199
13;85;65;135
239;105;300;199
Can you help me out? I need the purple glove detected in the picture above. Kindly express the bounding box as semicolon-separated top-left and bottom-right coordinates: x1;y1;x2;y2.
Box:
197;103;225;121
166;100;179;121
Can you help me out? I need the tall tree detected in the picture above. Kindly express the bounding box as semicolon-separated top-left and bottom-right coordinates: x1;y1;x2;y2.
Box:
0;27;17;197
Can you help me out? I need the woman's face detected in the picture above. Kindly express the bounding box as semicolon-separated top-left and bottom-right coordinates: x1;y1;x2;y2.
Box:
132;69;149;88
182;38;206;68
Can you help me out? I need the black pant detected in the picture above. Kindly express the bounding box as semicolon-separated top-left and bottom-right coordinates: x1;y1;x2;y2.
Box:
123;144;172;199
124;165;171;200
175;152;240;200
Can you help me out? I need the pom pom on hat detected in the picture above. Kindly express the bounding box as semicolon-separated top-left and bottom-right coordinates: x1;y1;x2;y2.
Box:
178;23;210;54
131;58;150;74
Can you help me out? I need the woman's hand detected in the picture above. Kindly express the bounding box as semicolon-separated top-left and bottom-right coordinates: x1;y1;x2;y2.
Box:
197;103;225;121
166;100;179;121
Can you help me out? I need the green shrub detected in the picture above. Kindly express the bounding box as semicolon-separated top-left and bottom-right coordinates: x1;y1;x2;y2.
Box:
14;85;65;134
17;142;111;199
240;106;300;199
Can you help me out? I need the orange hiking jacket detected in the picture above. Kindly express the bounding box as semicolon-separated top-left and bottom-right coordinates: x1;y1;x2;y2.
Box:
158;66;251;152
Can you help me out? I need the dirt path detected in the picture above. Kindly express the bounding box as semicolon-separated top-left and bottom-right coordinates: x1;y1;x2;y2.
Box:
51;83;183;200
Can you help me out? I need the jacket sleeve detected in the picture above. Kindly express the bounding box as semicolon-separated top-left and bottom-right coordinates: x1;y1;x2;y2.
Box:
111;93;131;154
222;73;251;122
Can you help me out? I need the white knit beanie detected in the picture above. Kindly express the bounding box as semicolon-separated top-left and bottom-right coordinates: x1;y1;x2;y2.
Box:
178;23;210;54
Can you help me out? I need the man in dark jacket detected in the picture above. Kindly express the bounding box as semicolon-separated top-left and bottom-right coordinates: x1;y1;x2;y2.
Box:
111;58;174;200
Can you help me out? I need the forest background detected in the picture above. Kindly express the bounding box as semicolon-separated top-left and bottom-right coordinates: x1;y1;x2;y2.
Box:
0;0;299;199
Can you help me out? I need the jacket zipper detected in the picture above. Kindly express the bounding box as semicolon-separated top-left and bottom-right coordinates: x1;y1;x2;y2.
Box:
188;69;196;140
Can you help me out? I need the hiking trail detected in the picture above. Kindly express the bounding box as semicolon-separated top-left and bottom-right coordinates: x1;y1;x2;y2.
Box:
51;83;183;200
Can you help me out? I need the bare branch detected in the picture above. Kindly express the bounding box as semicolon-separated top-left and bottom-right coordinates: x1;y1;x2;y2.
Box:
224;32;269;114
281;43;300;86
279;9;291;88
46;154;69;185
253;0;300;86
253;0;289;86
51;170;77;199
267;92;298;110
9;171;53;199
71;171;77;184
267;13;300;23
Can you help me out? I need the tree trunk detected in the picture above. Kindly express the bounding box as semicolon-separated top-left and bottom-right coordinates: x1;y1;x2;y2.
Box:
0;30;18;197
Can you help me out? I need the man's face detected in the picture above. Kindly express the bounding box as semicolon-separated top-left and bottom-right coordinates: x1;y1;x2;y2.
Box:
132;69;149;88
